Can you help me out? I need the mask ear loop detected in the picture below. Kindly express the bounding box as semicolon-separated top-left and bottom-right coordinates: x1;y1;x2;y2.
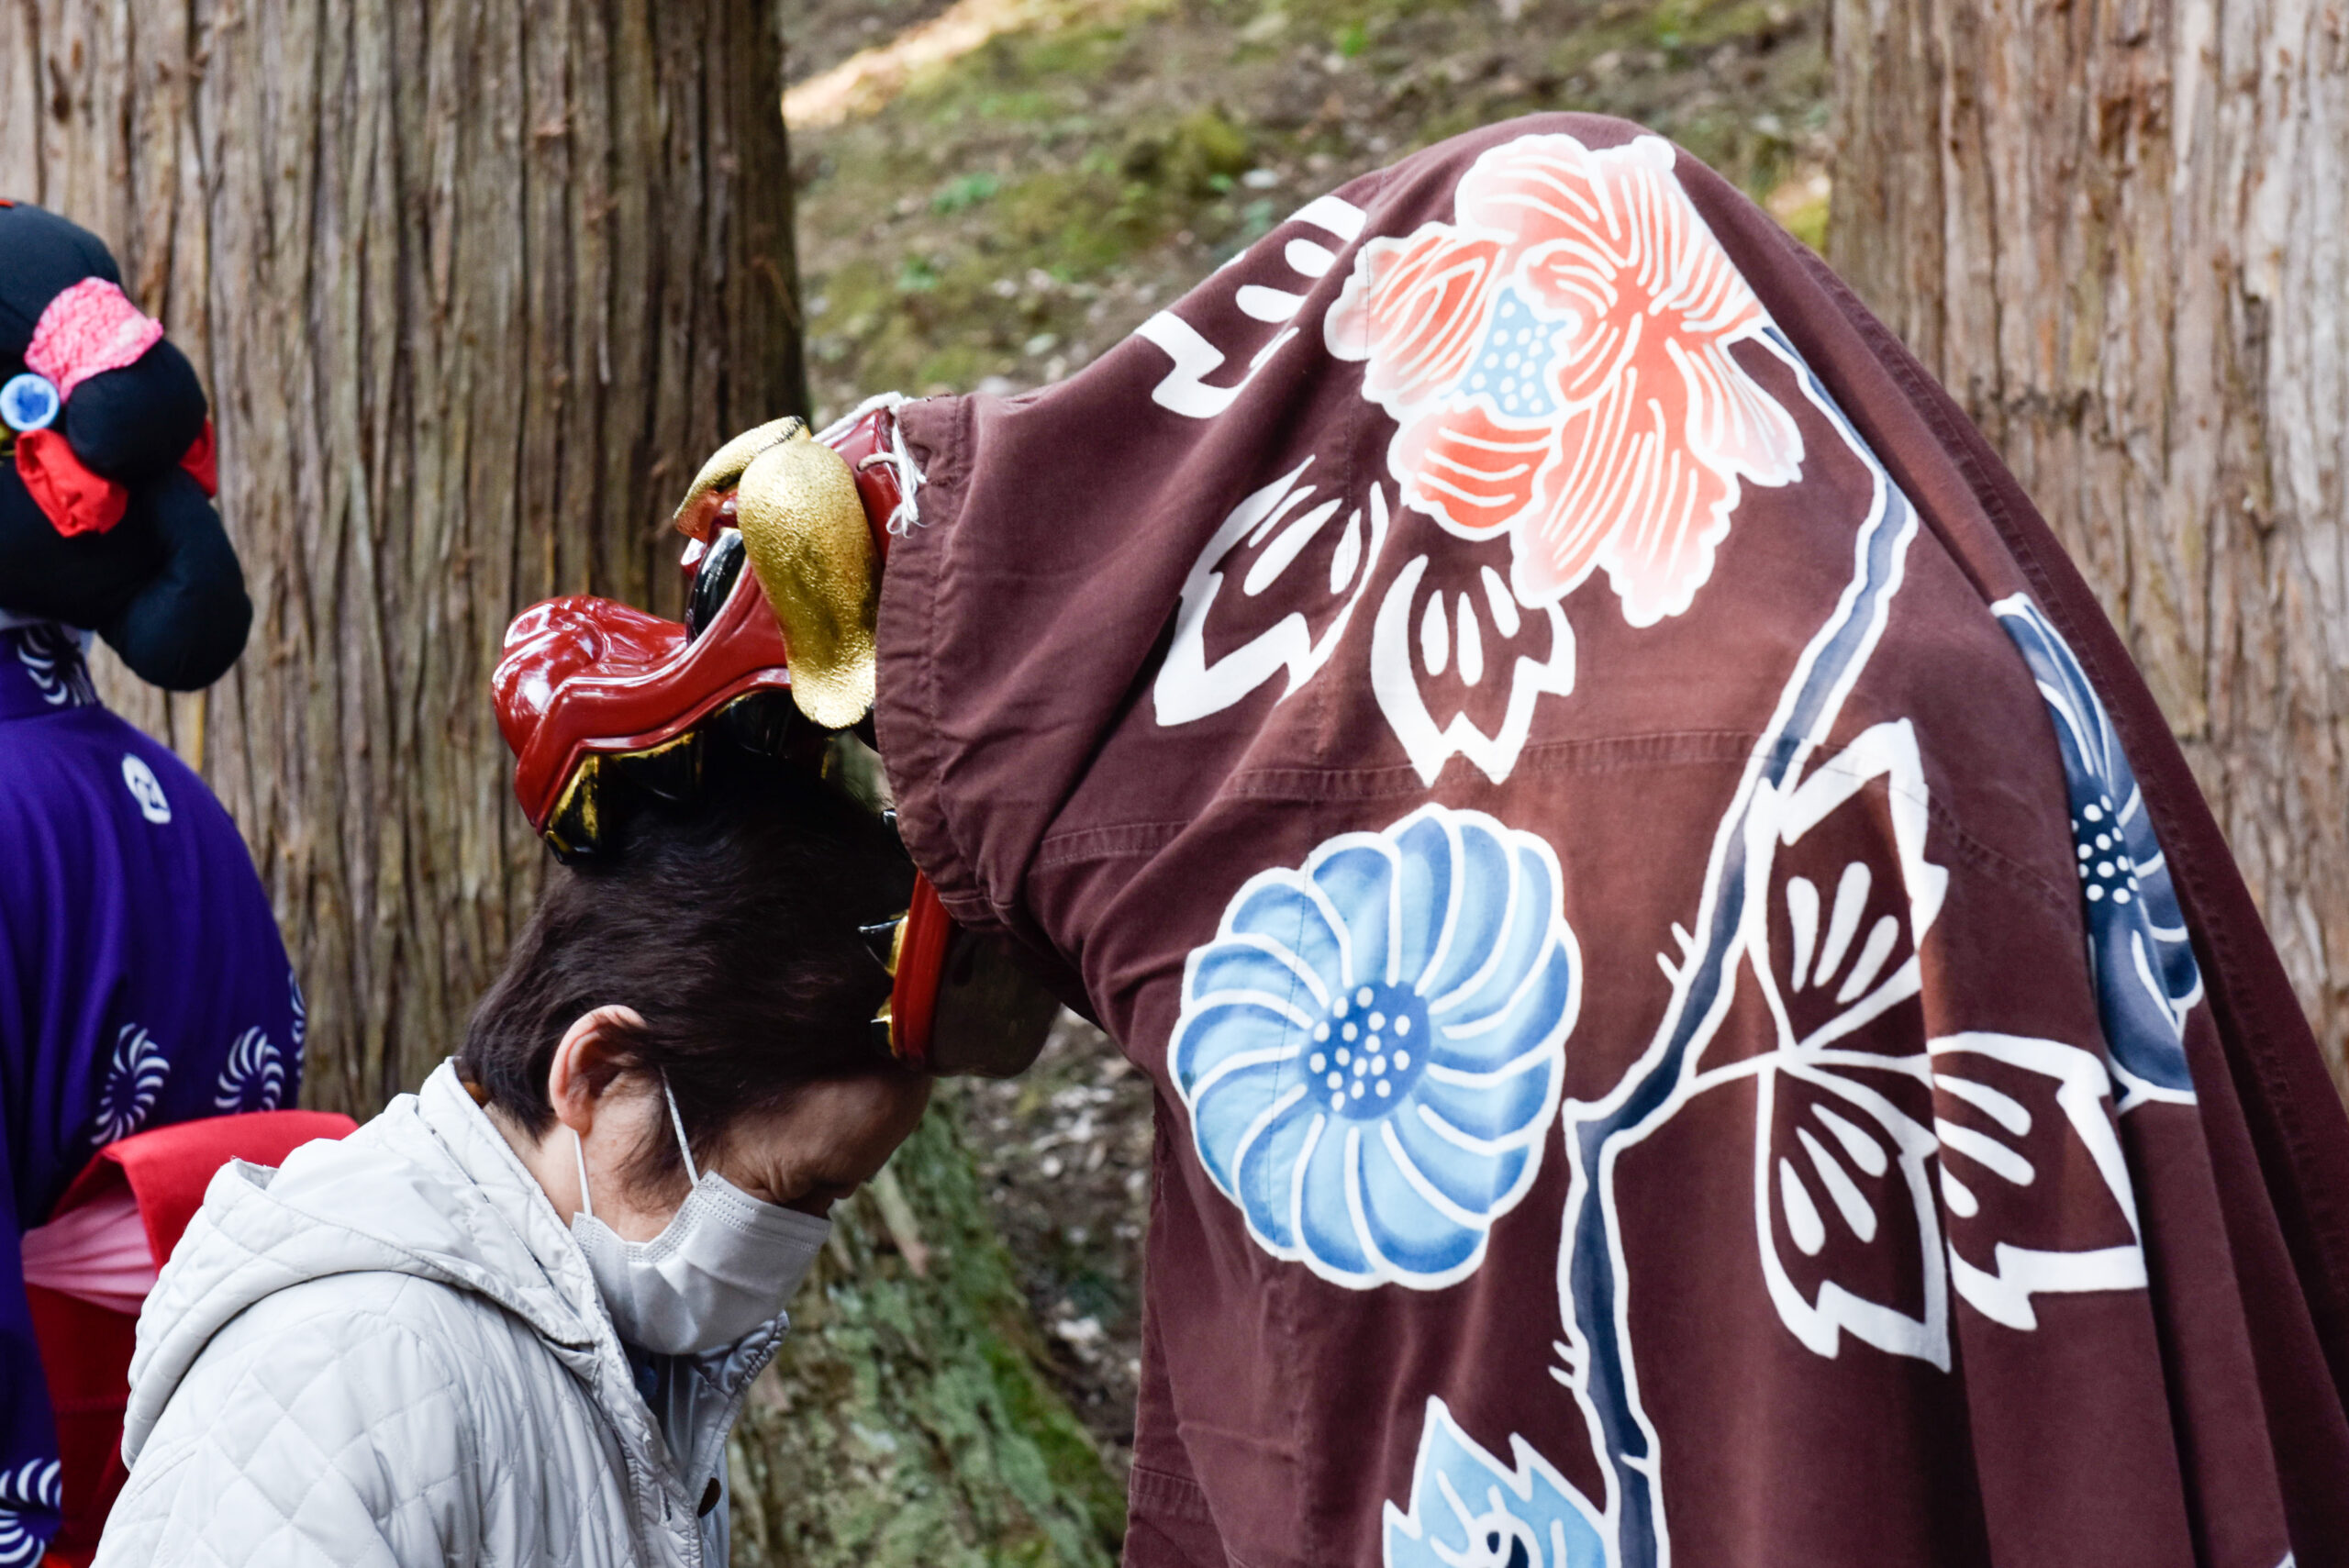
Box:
573;1127;596;1221
661;1073;701;1186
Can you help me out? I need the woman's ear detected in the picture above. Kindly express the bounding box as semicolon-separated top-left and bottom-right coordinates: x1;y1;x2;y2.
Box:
544;1005;650;1136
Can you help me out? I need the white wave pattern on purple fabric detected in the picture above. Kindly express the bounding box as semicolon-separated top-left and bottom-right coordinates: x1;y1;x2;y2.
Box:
289;971;308;1078
10;624;96;709
92;1022;169;1145
213;1026;286;1113
0;1457;61;1565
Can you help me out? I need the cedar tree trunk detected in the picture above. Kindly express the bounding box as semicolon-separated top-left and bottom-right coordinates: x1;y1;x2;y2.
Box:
1828;0;2349;1093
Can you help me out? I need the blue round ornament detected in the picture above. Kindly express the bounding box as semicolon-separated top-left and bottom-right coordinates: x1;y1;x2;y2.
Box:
0;372;61;433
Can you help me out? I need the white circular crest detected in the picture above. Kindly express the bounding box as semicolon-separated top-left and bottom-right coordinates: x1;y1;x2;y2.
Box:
121;753;172;824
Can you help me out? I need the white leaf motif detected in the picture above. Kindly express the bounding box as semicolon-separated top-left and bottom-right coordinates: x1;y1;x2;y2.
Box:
1370;553;1576;786
1153;462;1393;726
1138;195;1365;419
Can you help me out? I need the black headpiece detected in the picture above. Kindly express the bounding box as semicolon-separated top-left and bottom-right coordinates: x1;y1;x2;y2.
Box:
0;200;248;691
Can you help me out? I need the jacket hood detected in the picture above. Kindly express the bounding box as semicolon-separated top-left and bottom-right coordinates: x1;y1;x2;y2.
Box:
122;1062;616;1464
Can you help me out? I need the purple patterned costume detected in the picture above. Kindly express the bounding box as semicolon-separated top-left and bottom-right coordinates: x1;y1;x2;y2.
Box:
0;623;299;1562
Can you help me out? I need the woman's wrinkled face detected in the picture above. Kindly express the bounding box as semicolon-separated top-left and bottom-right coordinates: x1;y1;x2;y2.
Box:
710;1073;933;1216
577;1073;931;1243
514;1006;932;1242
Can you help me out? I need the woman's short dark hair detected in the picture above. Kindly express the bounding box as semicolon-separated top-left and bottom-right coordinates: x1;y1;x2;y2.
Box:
459;751;912;1186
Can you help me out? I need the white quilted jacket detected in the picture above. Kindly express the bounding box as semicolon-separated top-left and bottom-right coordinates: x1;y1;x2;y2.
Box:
94;1062;786;1567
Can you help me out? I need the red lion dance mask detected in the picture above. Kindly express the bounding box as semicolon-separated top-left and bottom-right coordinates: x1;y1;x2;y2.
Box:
492;406;1056;1078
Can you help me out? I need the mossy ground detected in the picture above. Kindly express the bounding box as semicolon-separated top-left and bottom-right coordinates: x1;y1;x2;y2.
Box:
785;0;1829;420
729;1105;1127;1568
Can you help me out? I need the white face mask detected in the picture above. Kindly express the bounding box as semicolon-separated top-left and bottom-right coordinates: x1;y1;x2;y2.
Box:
570;1078;831;1355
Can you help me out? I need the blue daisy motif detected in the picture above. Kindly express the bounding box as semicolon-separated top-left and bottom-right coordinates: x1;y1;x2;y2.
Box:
1171;804;1579;1289
1384;1398;1606;1568
1994;595;2201;1105
93;1022;169;1145
214;1026;286;1113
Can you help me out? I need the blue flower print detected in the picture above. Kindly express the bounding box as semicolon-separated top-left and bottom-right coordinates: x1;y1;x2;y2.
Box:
1171;805;1579;1289
1994;595;2201;1105
1384;1398;1606;1568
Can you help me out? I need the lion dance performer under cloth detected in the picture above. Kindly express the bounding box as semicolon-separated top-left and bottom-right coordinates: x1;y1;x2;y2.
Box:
497;116;2349;1568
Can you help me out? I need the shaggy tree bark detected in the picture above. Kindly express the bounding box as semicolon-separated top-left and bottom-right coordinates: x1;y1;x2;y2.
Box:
1828;0;2349;1093
1;4;1120;1558
1;0;807;1106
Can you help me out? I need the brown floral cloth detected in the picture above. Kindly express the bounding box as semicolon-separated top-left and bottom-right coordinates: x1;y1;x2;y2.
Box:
872;115;2349;1568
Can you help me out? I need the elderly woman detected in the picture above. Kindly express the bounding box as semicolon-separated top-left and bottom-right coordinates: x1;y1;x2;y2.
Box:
501;112;2349;1568
94;757;929;1567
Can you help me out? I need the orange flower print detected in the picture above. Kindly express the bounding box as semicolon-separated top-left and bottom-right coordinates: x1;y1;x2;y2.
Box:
1329;225;1507;407
1326;133;1806;627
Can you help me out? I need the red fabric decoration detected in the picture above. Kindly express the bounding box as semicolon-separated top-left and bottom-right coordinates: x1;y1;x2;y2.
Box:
20;1185;153;1312
887;873;953;1070
25;1284;135;1568
54;1108;359;1272
178;418;217;497
15;428;128;537
31;1109;358;1564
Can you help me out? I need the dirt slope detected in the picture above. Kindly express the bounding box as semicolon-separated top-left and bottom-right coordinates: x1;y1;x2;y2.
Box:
786;0;1827;420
